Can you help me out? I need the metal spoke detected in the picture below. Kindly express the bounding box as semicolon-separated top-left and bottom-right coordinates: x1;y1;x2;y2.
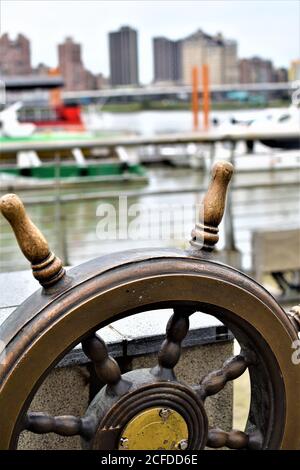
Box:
24;412;95;439
151;307;195;380
207;427;263;450
82;333;131;396
198;352;254;400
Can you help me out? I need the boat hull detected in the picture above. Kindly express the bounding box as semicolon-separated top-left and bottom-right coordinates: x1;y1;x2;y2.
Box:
259;138;300;150
0;162;148;191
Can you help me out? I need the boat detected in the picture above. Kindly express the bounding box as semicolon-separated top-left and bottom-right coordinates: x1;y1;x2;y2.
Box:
250;107;300;150
0;103;148;190
220;106;300;151
0;160;147;191
0;141;148;191
18;102;84;130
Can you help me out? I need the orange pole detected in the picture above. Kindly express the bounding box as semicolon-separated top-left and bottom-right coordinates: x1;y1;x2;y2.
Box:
192;66;199;131
49;68;62;107
202;64;210;131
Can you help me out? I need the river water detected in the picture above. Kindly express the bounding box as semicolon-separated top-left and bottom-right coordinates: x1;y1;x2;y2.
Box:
85;108;272;135
0;109;299;274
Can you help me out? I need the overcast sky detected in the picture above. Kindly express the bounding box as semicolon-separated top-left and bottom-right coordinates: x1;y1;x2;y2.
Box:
1;0;299;83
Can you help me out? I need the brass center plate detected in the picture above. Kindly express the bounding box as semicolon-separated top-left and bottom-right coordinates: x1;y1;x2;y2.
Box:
118;407;188;450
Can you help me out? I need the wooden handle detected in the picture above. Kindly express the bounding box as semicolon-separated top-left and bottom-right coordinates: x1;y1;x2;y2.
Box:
202;161;233;227
190;161;234;251
0;194;65;287
1;193;50;263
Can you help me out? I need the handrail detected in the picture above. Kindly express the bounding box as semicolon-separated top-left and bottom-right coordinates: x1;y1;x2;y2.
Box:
1;129;299;154
0;178;298;206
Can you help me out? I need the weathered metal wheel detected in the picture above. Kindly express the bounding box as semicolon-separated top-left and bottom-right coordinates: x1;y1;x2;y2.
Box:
0;161;299;450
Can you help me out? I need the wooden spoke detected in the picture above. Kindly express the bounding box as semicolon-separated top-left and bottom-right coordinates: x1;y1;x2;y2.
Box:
151;307;195;380
199;353;254;400
24;412;95;439
207;427;263;450
82;333;131;396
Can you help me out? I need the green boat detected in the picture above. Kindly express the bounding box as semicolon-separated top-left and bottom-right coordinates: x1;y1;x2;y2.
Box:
0;132;148;190
0;130;123;144
0;162;148;191
0;161;147;178
0;101;147;189
0;156;148;189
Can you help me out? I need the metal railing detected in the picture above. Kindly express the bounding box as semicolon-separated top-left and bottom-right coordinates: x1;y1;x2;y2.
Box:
1;177;299;274
1;132;299;277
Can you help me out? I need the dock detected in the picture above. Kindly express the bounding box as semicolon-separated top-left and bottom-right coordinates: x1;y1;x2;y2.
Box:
1;128;299;154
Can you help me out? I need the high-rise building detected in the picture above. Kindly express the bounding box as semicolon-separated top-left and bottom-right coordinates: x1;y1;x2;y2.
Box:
0;33;32;76
223;40;239;84
274;67;288;83
153;37;182;84
239;57;275;83
58;37;87;90
181;30;238;85
109;26;139;86
289;59;300;81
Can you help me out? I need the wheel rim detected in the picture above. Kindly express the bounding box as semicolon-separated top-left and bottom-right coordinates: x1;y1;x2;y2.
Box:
0;252;299;450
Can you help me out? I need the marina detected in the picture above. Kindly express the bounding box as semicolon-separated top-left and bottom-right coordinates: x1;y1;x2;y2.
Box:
1;107;299;189
1;109;299;279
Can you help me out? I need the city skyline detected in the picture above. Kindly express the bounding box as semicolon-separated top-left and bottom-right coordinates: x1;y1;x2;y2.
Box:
1;0;299;84
0;29;290;89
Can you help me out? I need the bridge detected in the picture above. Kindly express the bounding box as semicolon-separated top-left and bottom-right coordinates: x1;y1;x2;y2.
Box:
1;75;296;105
63;82;297;104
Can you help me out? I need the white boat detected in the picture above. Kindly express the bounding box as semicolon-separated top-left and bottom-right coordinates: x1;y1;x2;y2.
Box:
217;106;300;150
0;102;36;138
248;106;300;149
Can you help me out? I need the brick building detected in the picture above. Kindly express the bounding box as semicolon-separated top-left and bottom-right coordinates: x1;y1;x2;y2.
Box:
0;33;32;76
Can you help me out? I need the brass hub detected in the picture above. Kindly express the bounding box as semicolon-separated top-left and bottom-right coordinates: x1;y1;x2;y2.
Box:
88;372;209;450
118;407;188;450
